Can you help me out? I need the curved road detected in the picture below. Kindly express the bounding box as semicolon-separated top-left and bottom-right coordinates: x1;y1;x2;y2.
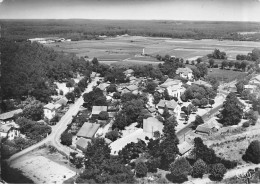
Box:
8;78;98;163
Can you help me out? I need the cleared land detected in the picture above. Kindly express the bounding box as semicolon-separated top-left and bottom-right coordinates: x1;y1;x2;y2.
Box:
46;36;260;67
10;146;77;184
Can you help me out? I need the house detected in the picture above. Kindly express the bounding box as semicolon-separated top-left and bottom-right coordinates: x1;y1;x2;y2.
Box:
91;106;108;118
147;106;157;114
97;83;110;93
76;122;101;139
244;84;257;93
124;85;139;94
157;99;181;118
54;97;68;109
0;122;20;140
195;125;212;135
123;69;134;77
44;103;56;120
200;120;222;132
110;129;150;155
176;67;193;80
192;80;212;88
0;109;22;124
159;79;185;99
76;137;91;152
249;75;260;85
143;117;164;137
178;141;193;156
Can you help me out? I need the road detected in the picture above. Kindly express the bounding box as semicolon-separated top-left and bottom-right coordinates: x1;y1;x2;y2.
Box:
7;77;98;163
176;80;237;141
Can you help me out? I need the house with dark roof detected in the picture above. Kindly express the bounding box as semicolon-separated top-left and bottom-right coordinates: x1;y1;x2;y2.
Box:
0;109;22;124
157;99;181;118
76;122;101;139
195;125;212;135
76;137;91;152
44;103;56;120
176;67;193;80
91;106;108;118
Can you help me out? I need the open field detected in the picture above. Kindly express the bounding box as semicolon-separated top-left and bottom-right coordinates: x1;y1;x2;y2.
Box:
9;145;77;184
207;68;247;82
46;36;260;67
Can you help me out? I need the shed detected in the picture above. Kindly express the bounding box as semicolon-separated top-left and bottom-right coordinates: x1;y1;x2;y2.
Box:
76;138;91;152
195;125;212;135
76;122;101;139
178;141;193;155
92;106;107;117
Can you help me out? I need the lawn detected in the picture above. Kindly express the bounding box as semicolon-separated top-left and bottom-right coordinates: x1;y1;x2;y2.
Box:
207;68;247;82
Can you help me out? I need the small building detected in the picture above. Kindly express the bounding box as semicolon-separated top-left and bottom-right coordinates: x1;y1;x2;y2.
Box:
0;109;22;124
91;106;108;118
178;141;193;156
107;105;120;112
97;83;110;93
108;112;117;118
147;106;157;114
157;99;181;118
123;69;134;77
54;97;68;109
176;67;193;80
76;137;91;152
249;75;260;85
195;125;212;135
124;85;139;94
0;122;20;140
143;117;164;137
192;80;212;88
76;122;101;139
44;103;56;120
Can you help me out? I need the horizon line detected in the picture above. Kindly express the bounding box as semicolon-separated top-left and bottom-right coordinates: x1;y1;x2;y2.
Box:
1;18;260;23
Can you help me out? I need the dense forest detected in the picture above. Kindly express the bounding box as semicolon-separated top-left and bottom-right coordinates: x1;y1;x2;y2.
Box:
1;39;92;103
1;19;260;41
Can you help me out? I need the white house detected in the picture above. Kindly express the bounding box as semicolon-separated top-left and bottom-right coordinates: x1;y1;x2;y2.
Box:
0;122;20;140
143;117;164;137
249;75;260;85
159;79;185;100
0;109;22;124
44;103;56;120
176;67;193;80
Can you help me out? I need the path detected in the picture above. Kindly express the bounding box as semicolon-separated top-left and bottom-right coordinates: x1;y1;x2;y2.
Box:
8;77;98;163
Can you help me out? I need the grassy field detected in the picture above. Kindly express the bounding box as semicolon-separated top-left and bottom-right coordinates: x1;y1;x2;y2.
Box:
46;35;260;67
207;68;247;82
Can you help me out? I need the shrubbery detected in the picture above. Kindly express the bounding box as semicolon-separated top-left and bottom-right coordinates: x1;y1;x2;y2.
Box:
192;159;208;178
168;157;192;183
209;163;227;181
242;140;260;164
60;131;73;146
135;162;148;178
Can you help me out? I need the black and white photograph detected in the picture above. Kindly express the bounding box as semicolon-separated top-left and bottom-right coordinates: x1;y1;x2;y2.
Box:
0;0;260;184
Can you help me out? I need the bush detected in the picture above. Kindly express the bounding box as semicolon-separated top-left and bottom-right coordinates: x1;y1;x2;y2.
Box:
169;157;192;183
146;158;160;173
242;140;260;164
50;114;61;124
135;162;148;178
60;131;73;146
113;92;121;99
242;121;251;128
192;159;208;178
209;163;227;181
105;130;121;142
98;111;109;120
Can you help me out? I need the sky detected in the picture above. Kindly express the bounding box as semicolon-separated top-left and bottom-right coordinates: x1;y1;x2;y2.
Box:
0;0;260;22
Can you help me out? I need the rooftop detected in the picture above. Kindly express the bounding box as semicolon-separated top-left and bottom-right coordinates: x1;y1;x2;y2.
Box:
123;69;134;75
157;99;178;110
125;85;139;91
178;141;193;155
44;103;55;110
0;109;23;120
143;117;164;134
76;122;101;139
97;83;110;91
160;79;182;88
192;80;212;88
76;138;91;151
54;97;68;106
195;125;212;134
176;67;193;75
92;106;108;115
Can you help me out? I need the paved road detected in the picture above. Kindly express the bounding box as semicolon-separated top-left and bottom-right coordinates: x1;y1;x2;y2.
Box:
176;80;238;141
8;78;98;163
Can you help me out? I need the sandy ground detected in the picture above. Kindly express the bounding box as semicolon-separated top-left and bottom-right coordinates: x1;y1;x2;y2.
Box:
10;147;77;184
